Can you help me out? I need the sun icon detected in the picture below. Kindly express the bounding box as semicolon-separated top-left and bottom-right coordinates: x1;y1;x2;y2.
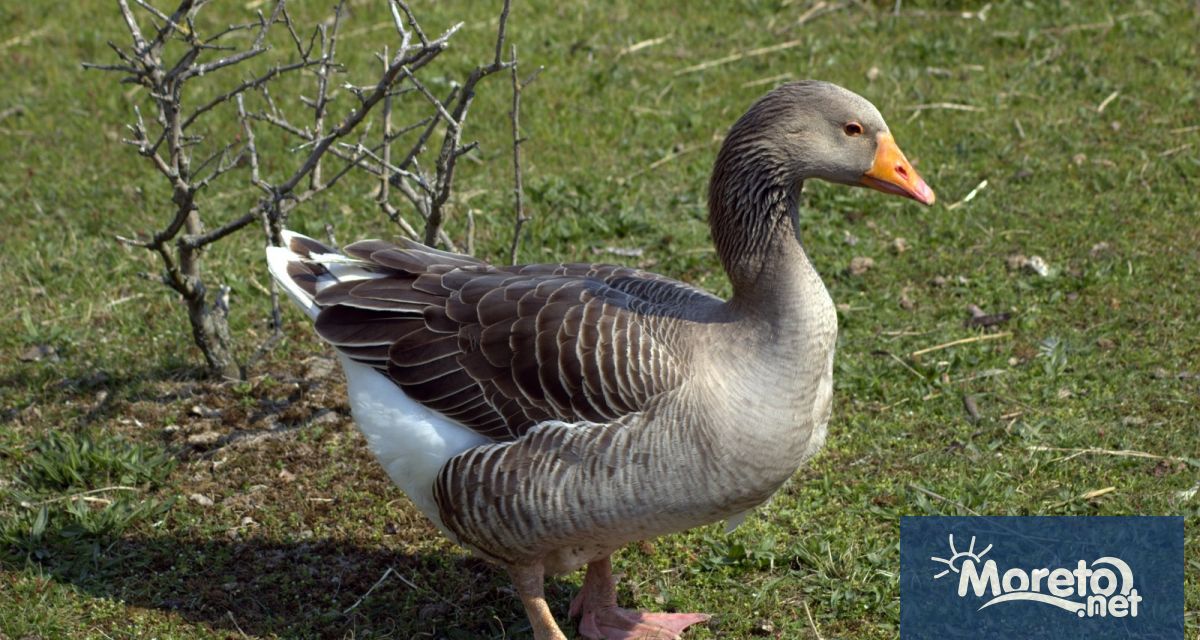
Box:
930;534;992;580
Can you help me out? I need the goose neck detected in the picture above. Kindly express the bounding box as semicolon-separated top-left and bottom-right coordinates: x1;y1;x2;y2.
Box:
708;163;819;318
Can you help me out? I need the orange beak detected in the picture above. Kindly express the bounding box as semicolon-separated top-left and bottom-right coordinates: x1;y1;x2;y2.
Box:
861;133;935;205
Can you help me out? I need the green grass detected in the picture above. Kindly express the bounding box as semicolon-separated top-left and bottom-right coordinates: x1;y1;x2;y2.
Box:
1;0;1198;638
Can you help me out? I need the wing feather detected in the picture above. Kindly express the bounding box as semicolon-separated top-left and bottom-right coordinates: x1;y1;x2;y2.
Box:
291;237;720;441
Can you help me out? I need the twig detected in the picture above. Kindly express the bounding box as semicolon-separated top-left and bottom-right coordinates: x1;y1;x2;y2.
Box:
1049;486;1117;509
108;293;147;307
874;350;926;382
905;102;985;112
400;67;460;129
508;44;528;265
181;47;270;82
465;208;476;256
19;486;142;508
617;35;671;58
802;600;825;640
344;566;395;614
1159;143;1193;158
1027;446;1197;466
1096;90;1120;114
910;331;1011;358
393;1;429;47
491;0;511;67
795;1;838;27
675;39;807;75
1080;486;1116;500
908;484;980;516
183;58;325;131
945;179;987;211
0;26;52;51
311;2;345;191
420;0;512;247
225;611;250;639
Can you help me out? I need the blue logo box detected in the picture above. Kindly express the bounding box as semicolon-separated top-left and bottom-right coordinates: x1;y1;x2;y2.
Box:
900;516;1183;639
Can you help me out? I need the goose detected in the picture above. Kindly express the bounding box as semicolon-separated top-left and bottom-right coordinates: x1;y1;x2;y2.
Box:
266;80;933;640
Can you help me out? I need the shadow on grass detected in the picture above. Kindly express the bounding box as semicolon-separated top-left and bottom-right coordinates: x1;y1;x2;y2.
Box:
22;533;576;639
2;354;579;637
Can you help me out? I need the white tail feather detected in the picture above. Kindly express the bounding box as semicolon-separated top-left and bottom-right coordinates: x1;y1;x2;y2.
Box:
263;229;492;535
265;230;381;319
265;245;320;319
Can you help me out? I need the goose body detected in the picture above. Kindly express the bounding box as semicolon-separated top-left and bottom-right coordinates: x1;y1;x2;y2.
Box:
267;81;933;639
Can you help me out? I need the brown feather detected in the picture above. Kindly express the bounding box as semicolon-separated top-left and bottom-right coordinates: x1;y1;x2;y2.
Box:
286;235;720;441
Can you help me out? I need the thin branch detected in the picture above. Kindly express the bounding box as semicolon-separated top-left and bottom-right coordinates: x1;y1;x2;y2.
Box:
206;20;264;45
81;61;141;74
194;142;246;190
393;85;457;173
338;141;429;191
323;143;375;191
274;23;460;197
279;4;308;59
420;3;512;246
675;39;806;76
180;46;267;81
114;233;151;248
117;0;151;54
465;208;475;256
343;566;395;615
1027;446;1197;466
492;0;512;67
310;1;347;190
508;44;527;265
183;58;326;131
387;0;414;61
377;43;394;218
909;332;1012;358
235;94;267;192
401;67;460;129
141;0;197;55
392;1;428;46
905;102;986;113
182;212;257;249
251;1;286;49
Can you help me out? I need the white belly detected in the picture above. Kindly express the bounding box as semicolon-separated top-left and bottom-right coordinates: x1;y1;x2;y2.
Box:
338;356;490;534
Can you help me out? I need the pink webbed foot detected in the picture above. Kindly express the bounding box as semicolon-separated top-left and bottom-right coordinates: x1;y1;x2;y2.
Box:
569;556;710;640
576;606;710;640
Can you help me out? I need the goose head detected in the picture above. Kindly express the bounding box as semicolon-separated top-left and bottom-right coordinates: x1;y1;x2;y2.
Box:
715;80;935;206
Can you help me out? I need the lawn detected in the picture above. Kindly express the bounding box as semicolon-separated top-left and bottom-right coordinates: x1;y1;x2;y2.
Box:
1;0;1197;638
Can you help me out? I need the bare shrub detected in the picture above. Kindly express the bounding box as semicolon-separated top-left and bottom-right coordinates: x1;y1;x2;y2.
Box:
85;0;516;378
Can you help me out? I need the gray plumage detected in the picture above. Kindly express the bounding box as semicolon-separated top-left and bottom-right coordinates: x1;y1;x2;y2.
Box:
268;80;933;640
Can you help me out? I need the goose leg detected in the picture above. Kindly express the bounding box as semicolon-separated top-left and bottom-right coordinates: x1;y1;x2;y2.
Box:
509;563;568;640
569;555;710;640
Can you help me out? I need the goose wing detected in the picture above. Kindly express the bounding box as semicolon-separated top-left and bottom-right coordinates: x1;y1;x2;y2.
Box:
288;235;722;441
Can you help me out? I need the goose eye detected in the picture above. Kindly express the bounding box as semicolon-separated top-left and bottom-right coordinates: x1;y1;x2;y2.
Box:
843;122;864;137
